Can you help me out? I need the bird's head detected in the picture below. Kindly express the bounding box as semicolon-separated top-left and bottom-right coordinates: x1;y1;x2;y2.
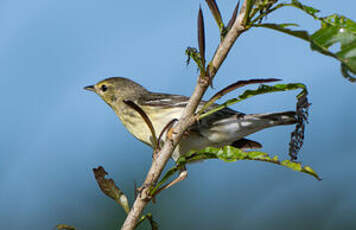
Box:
84;77;148;109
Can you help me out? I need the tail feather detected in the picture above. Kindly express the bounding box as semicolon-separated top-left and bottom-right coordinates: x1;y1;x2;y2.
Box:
247;111;297;126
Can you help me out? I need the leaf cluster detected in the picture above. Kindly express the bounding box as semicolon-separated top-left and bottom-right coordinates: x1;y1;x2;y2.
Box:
251;0;356;82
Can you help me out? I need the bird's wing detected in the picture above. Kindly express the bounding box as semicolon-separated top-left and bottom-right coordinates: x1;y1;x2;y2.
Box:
139;92;244;116
138;91;247;137
138;93;191;108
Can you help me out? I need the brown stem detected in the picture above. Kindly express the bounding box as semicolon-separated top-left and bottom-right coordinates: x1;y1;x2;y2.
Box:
120;1;250;229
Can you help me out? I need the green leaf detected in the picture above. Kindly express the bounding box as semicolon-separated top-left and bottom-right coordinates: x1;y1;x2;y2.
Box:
252;0;356;82
290;0;320;19
310;14;356;81
179;146;321;180
185;47;205;73
199;82;307;119
254;23;309;41
156;144;320;194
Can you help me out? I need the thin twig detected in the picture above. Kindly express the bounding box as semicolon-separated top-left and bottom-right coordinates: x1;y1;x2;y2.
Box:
151;169;188;198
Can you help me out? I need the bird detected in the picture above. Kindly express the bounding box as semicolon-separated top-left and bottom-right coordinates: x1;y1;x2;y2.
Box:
84;77;297;162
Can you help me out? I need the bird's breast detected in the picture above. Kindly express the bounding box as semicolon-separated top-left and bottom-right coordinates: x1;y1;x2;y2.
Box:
116;106;184;147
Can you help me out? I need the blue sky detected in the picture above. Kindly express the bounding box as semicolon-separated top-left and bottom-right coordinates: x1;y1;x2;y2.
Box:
1;0;355;229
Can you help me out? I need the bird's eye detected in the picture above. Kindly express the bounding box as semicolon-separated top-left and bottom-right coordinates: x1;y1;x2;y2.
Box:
101;84;108;92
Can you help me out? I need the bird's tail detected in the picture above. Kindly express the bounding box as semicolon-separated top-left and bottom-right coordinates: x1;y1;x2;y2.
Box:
228;111;297;141
248;111;297;126
230;111;297;150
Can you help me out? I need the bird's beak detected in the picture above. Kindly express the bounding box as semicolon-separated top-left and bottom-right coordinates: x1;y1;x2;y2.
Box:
84;85;95;92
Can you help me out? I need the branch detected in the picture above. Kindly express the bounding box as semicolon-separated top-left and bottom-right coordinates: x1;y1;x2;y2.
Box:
121;1;250;229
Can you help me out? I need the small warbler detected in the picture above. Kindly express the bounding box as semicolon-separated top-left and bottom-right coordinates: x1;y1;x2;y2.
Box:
84;77;296;161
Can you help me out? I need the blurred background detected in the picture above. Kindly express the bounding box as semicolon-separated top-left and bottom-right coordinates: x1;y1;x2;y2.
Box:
1;0;355;229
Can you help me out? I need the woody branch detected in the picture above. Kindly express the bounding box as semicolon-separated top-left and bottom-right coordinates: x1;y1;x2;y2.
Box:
121;1;250;229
